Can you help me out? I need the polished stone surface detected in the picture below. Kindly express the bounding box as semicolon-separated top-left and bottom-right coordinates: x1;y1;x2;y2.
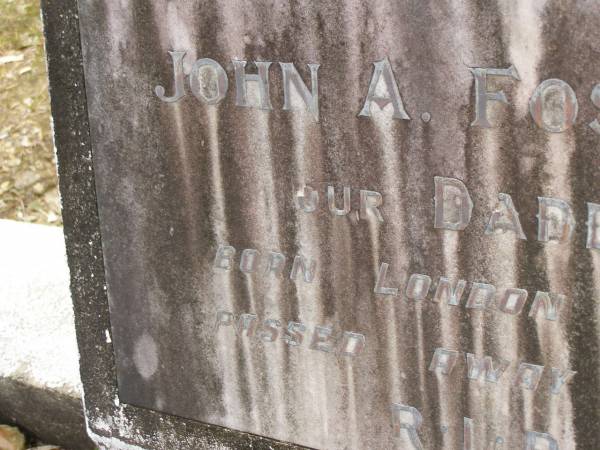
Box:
55;1;600;448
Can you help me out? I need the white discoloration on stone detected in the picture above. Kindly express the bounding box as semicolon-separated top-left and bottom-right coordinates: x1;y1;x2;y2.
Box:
101;0;132;67
289;92;329;446
499;0;548;117
242;113;289;432
438;231;461;448
84;385;230;450
149;3;202;261
133;333;159;380
88;430;148;450
165;3;196;71
539;131;577;444
371;106;405;416
204;106;245;430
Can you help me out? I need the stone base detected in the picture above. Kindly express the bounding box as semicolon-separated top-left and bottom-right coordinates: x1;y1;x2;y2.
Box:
0;380;91;450
0;220;93;449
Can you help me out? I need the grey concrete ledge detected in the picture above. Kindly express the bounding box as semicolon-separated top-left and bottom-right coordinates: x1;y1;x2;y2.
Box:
0;220;93;449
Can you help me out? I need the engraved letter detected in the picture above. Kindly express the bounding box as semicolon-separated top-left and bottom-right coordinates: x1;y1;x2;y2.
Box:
525;431;558;450
463;417;474;450
550;367;576;395
514;363;544;391
537;197;576;242
391;404;423;450
485;193;526;239
155;50;186;102
470;65;520;128
340;332;366;357
589;84;600;134
360;190;384;222
497;288;528;315
528;291;564;321
232;60;273;110
215;311;235;331
259;319;280;342
283;321;306;347
236;313;258;337
587;202;600;250
405;274;432;301
279;62;320;121
530;78;578;133
265;251;286;276
465;353;510;383
290;255;317;283
434;177;473;231
240;248;260;273
327;185;351;216
429;348;460;375
466;283;496;310
433;277;467;306
374;263;399;295
214;245;236;271
296;185;319;213
310;326;335;353
189;58;228;104
359;58;410;120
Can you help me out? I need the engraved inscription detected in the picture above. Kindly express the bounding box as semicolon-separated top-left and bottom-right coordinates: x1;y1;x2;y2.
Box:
428;348;575;394
465;353;510;383
391;404;561;450
537;197;576;242
232;60;274;110
485;193;526;239
155;53;600;138
525;432;559;450
432;178;596;248
327;185;351;216
214;245;317;283
530;79;578;133
280;62;320;121
589;84;600;134
391;404;424;450
470;66;520;128
587;202;600;249
465;282;496;310
374;265;566;322
296;183;385;222
216;311;365;358
189;58;228;104
358;57;410;120
144;46;600;449
434;177;473;231
154;51;186;102
432;277;467;306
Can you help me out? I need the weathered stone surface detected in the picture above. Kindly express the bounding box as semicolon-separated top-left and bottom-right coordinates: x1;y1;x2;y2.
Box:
0;380;90;450
0;221;79;397
0;220;93;450
43;0;599;449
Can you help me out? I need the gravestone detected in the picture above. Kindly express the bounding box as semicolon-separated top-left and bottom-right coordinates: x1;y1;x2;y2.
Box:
42;1;600;449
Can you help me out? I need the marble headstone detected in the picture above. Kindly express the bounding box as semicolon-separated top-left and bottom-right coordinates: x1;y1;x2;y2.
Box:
42;1;600;449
